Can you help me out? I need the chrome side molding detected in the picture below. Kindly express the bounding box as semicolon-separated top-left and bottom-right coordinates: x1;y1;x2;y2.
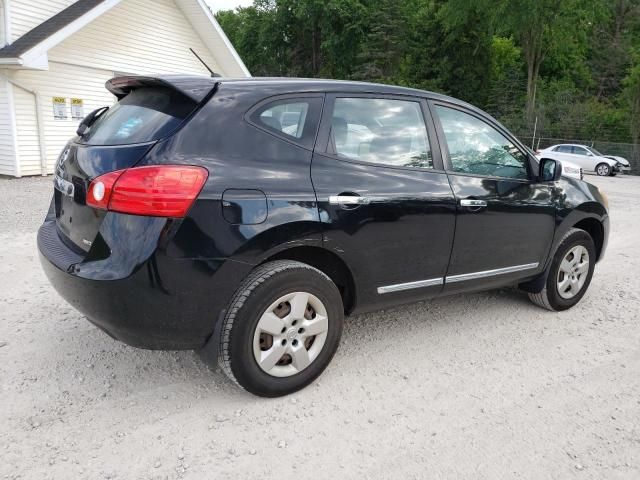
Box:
377;262;539;294
445;262;539;283
377;277;444;294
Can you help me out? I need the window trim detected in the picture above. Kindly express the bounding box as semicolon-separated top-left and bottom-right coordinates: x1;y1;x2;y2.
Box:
314;93;445;173
429;100;535;182
245;93;325;151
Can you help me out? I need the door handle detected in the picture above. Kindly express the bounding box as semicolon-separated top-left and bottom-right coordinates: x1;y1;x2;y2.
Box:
460;199;487;208
329;195;370;206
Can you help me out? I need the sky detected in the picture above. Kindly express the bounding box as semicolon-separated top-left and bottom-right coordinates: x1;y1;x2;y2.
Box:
204;0;253;12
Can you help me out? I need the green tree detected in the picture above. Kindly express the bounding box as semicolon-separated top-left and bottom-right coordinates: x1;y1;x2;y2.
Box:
352;0;407;82
215;0;640;154
590;0;640;98
623;52;640;148
500;0;590;121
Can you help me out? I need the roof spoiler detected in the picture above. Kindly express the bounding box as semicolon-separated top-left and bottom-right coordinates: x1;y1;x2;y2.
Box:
105;75;220;103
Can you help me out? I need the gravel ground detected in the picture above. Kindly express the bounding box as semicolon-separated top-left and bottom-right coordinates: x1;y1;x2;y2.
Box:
1;174;639;480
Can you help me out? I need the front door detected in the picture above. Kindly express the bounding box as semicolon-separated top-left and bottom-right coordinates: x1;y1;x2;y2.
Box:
311;94;457;311
430;103;556;293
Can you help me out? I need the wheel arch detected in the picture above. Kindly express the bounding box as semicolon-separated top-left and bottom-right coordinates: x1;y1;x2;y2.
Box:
572;217;605;261
520;211;606;293
261;246;357;315
598;157;618;167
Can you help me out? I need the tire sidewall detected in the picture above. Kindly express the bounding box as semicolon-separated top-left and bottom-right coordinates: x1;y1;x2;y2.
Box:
228;267;343;397
544;230;596;311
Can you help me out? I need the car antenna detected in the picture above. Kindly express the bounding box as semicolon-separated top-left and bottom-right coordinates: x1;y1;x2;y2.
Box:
190;48;220;77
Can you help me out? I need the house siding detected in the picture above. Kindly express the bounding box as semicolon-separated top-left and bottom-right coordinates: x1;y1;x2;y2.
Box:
48;0;222;76
12;83;41;176
10;0;77;42
0;2;6;45
7;0;232;175
8;61;116;175
0;78;18;176
2;0;248;176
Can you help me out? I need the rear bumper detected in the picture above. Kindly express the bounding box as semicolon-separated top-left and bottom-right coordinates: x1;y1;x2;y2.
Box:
38;218;250;350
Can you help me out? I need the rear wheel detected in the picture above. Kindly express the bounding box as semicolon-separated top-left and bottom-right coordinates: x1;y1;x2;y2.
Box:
528;228;596;311
595;163;611;176
219;260;343;397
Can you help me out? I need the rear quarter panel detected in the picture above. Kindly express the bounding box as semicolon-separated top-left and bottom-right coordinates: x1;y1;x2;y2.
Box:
141;84;324;264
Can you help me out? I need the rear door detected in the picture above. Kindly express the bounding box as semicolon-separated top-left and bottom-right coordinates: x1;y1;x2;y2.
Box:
311;94;456;310
430;102;555;293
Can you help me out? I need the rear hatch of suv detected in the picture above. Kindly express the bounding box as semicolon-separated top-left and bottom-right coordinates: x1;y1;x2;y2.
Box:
52;76;217;254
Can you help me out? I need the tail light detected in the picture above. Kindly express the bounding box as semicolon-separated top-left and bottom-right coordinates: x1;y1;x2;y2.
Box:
87;165;208;217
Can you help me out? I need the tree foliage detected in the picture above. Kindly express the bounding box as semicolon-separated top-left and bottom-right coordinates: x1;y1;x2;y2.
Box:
216;0;640;145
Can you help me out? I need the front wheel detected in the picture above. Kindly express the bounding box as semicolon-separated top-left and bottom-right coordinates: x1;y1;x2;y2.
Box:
218;260;344;397
595;163;611;176
528;228;596;311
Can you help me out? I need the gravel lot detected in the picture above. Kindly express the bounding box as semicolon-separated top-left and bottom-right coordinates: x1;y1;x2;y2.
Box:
1;173;639;480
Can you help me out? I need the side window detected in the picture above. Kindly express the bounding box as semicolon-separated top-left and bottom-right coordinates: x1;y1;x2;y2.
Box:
258;101;308;138
249;97;323;149
572;147;588;156
434;105;529;180
556;145;573;153
330;97;433;169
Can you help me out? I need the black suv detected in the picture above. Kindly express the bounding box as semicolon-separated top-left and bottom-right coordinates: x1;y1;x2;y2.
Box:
39;76;609;397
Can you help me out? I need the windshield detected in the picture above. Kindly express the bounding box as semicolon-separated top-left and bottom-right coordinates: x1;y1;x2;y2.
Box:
80;87;196;146
587;146;603;156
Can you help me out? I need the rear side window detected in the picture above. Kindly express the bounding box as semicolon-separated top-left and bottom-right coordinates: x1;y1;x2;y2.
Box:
259;102;309;139
81;87;196;146
329;97;433;169
249;96;323;150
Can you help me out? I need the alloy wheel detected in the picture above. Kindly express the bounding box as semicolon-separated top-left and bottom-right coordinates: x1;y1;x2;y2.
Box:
556;245;590;299
252;292;329;377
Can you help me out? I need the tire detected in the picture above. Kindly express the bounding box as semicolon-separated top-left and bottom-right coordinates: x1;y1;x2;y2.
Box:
528;228;596;311
595;163;611;176
218;260;344;397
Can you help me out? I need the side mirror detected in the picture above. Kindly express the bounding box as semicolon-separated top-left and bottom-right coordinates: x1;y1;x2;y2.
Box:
76;106;109;136
540;158;562;182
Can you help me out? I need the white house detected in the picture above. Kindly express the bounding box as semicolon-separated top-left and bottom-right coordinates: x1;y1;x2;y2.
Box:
0;0;250;177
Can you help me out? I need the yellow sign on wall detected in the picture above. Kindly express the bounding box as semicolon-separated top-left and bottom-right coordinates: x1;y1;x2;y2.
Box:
52;97;67;120
71;98;84;119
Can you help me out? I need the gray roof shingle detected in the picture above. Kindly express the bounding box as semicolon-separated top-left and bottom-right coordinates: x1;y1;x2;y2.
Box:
0;0;106;59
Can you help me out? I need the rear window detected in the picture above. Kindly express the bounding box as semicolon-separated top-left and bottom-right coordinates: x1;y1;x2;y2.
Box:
80;87;196;145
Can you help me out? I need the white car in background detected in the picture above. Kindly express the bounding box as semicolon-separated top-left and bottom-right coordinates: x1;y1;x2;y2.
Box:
537;144;628;176
556;159;583;180
601;154;632;174
527;147;582;180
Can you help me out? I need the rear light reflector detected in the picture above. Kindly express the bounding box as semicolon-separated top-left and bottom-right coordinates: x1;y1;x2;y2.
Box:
87;165;208;217
87;170;124;210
